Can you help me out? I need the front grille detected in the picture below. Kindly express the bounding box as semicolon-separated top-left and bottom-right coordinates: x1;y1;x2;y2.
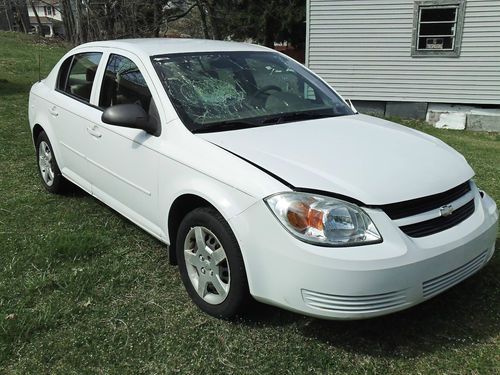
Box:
302;289;407;313
422;250;488;298
399;199;475;237
377;180;475;237
380;181;471;220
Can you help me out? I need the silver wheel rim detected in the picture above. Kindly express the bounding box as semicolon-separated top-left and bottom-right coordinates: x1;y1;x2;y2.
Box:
183;226;230;305
38;141;55;187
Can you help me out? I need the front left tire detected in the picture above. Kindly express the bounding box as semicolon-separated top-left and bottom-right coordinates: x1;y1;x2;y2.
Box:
176;207;250;318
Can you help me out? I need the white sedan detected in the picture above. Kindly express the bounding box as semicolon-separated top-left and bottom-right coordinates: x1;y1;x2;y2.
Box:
29;39;498;319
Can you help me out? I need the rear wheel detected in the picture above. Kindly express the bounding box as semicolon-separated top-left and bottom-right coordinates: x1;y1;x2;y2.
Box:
176;207;250;318
35;131;67;194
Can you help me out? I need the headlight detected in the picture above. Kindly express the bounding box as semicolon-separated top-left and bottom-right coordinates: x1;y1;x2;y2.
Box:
265;192;382;246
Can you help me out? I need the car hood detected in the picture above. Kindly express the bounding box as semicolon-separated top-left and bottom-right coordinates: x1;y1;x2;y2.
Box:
198;114;474;205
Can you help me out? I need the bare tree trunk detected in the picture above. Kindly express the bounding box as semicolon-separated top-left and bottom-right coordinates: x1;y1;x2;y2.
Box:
3;0;14;31
89;0;104;41
61;0;76;44
196;0;210;39
29;0;44;36
74;0;84;43
66;0;79;44
102;2;109;39
263;16;275;48
75;0;80;42
16;0;31;33
102;1;115;40
86;1;91;40
206;0;220;40
131;2;137;37
153;0;161;37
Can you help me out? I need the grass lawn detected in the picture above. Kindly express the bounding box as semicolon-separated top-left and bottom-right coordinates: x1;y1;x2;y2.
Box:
0;31;499;374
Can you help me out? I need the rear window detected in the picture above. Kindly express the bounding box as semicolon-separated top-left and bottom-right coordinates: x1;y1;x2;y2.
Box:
58;52;102;103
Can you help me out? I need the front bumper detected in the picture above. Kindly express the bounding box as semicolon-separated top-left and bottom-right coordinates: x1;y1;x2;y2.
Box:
230;189;498;320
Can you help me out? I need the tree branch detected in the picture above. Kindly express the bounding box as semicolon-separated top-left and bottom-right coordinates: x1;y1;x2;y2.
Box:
166;2;197;23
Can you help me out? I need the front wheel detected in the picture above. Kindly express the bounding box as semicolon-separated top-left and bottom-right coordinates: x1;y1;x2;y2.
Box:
176;207;250;318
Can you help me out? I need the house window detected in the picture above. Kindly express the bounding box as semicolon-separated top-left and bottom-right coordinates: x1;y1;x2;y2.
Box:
411;0;466;57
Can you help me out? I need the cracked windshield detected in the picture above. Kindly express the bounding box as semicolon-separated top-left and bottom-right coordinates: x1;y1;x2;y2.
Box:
152;52;353;133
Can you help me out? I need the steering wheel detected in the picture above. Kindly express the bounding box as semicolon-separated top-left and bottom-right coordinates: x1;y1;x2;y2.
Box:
249;85;282;104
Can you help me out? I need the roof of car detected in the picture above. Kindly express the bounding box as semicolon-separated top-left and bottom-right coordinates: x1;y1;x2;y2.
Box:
79;38;270;56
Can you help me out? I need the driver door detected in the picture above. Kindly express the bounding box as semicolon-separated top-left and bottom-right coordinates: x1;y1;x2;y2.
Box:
84;52;164;236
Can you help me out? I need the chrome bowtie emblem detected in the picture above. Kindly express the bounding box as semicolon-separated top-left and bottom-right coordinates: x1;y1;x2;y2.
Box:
440;204;454;217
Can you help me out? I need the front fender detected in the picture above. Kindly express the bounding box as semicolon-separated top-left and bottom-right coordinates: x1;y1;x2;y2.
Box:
158;155;259;244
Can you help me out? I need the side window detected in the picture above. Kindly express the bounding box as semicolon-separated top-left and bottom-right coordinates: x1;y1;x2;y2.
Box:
61;52;102;102
304;85;317;101
99;54;153;113
57;56;72;90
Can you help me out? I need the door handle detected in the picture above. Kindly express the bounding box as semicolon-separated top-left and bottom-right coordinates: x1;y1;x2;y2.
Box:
49;106;58;117
87;125;102;138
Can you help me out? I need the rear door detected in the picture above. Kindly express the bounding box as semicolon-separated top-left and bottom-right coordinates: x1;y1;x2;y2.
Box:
50;51;103;192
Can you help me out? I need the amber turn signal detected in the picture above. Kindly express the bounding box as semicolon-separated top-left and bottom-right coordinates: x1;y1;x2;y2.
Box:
286;201;324;232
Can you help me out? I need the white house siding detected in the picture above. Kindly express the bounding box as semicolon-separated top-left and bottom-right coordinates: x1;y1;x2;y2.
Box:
306;0;500;105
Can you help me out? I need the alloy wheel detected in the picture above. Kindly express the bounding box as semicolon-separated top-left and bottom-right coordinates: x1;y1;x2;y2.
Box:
183;226;230;305
38;141;55;186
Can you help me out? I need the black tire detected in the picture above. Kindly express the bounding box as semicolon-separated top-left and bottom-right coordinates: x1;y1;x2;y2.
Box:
176;207;250;318
35;131;67;194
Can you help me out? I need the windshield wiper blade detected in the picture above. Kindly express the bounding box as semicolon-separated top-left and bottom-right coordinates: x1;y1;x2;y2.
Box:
192;119;261;134
261;110;340;125
192;110;346;133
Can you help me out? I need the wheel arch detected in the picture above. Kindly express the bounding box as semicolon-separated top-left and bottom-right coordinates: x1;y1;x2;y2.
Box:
32;123;45;145
165;188;258;268
30;117;64;169
167;194;216;265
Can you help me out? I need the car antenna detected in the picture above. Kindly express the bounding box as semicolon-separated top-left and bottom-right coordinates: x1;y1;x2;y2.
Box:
38;36;41;82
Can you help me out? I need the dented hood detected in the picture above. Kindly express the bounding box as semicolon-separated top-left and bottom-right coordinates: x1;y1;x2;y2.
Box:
198;114;474;205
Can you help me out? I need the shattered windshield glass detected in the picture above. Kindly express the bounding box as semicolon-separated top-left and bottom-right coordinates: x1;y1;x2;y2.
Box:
151;51;353;133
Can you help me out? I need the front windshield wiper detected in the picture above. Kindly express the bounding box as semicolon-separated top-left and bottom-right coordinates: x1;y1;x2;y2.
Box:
260;110;346;125
192;109;351;134
192;119;262;134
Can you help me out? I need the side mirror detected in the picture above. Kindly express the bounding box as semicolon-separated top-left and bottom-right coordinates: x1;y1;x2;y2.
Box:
101;104;160;136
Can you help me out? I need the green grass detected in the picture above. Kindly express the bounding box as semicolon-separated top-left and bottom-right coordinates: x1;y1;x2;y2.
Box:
0;31;499;374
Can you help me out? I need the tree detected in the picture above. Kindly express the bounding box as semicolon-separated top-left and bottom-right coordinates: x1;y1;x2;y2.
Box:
0;0;306;48
29;0;44;36
0;0;31;33
194;0;306;48
54;0;200;43
0;0;15;31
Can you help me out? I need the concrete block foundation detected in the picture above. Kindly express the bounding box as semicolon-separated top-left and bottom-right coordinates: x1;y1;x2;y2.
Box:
351;100;500;132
